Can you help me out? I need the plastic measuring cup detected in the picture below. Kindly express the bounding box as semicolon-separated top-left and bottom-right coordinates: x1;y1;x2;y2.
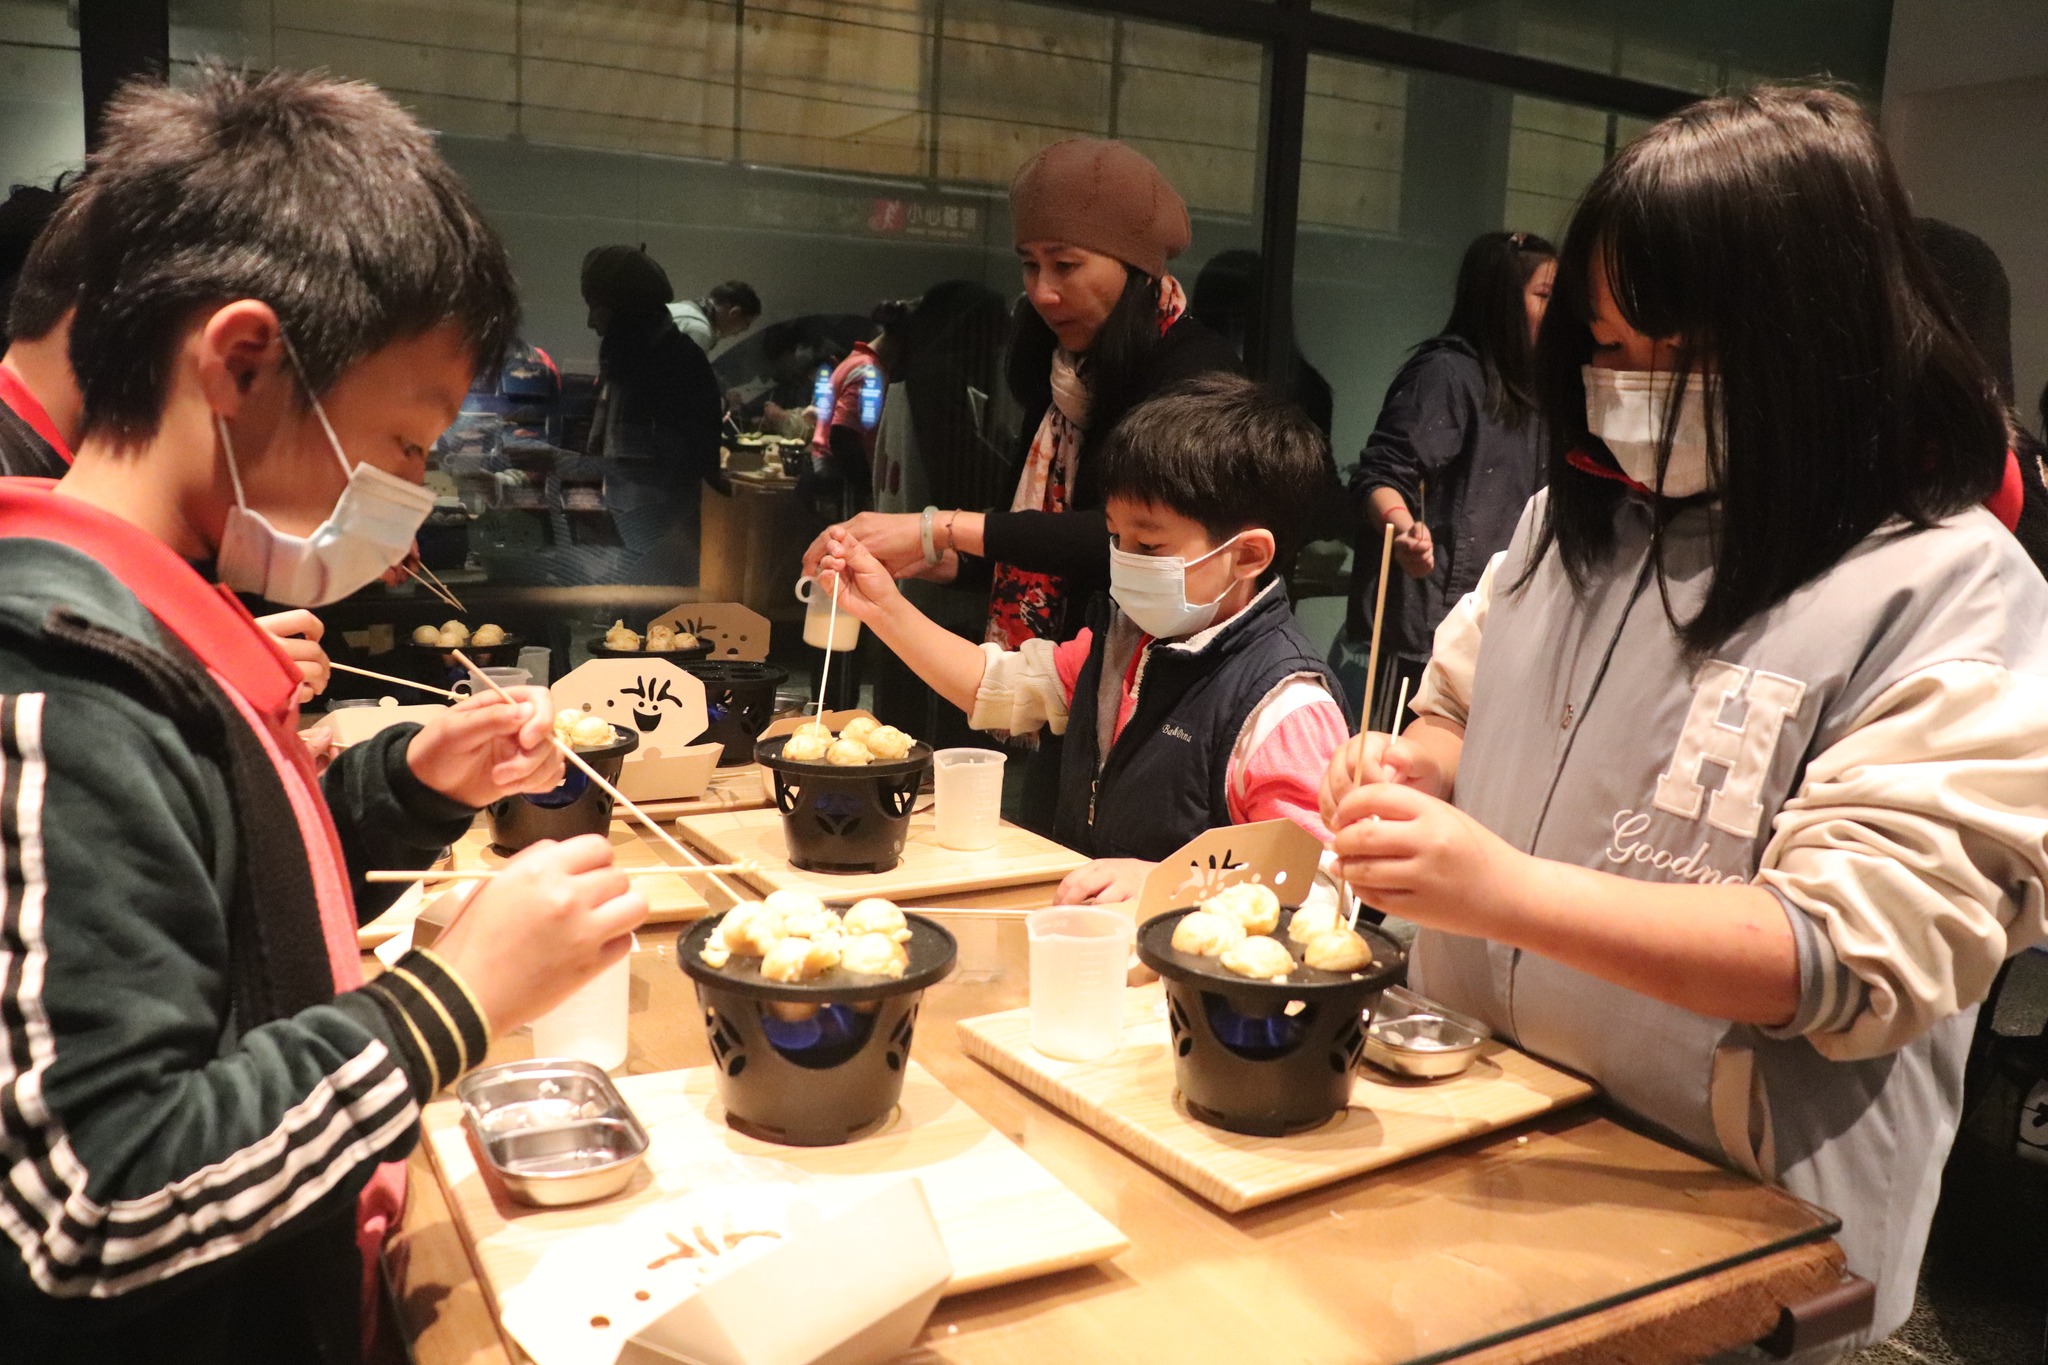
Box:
451;666;530;696
1027;907;1134;1061
932;747;1006;851
529;949;630;1071
795;574;861;652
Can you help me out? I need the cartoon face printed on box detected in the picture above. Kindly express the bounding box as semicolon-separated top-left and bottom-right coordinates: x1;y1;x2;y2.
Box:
550;658;709;746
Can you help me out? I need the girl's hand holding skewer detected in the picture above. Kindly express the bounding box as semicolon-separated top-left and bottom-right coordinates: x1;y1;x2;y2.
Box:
1328;781;1526;937
1319;728;1449;829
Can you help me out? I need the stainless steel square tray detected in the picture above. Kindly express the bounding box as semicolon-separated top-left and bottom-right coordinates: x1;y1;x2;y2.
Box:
1362;986;1491;1080
456;1058;649;1207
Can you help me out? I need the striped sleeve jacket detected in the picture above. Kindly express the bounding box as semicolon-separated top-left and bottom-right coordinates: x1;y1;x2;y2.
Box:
0;542;485;1359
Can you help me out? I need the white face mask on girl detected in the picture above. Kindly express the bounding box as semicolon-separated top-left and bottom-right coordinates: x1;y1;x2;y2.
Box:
1109;534;1243;639
1581;364;1719;499
215;341;435;607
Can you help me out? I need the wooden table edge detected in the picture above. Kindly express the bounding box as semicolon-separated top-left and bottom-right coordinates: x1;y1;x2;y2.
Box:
1446;1237;1848;1364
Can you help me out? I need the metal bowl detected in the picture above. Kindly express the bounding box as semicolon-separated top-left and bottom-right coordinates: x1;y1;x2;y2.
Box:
1361;987;1490;1080
457;1059;649;1206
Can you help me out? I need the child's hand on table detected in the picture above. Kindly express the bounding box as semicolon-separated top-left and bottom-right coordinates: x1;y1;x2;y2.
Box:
1057;858;1154;905
1328;782;1527;936
818;533;903;621
1319;729;1448;828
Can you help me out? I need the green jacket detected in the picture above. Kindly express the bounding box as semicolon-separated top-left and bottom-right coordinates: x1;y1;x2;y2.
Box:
0;538;488;1363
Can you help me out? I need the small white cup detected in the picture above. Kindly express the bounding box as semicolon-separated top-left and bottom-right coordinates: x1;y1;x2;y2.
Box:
451;666;531;696
515;646;551;684
795;574;861;652
1027;907;1134;1062
530;949;630;1071
932;747;1005;851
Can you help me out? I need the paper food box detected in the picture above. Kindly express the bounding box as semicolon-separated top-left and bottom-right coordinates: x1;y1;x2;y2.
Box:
649;602;772;663
551;657;720;802
500;1177;951;1365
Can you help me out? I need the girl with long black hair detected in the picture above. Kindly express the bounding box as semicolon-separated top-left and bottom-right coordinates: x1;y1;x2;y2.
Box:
1322;88;2048;1355
1340;229;1555;729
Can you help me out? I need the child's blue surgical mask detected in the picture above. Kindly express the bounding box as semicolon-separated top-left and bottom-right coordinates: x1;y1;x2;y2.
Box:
215;337;434;607
1109;534;1243;639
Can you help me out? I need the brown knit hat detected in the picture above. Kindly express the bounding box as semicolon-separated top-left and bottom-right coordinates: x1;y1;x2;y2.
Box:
1010;138;1191;279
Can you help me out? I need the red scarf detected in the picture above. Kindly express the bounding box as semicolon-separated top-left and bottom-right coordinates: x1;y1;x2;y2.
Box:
0;366;73;463
1569;446;2027;532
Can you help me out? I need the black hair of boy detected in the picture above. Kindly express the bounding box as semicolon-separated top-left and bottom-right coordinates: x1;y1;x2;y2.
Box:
708;279;761;319
1099;372;1329;571
1530;86;2006;655
64;66;520;444
0;180;70;339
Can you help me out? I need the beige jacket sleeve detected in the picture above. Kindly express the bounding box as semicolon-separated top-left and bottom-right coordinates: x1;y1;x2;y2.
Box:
1757;659;2048;1061
967;640;1070;737
1409;551;1505;728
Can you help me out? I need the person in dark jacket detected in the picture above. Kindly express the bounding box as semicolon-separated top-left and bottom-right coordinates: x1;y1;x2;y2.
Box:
0;179;81;477
800;139;1241;831
1340;230;1556;729
0;70;647;1365
801;137;1242;647
581;244;728;584
818;375;1349;905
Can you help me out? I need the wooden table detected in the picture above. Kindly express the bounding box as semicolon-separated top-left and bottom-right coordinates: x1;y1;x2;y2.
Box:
386;917;1845;1365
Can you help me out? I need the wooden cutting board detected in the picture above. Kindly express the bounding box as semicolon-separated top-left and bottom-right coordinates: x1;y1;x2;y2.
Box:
421;1062;1129;1311
673;806;1085;902
957;986;1598;1213
359;819;711;948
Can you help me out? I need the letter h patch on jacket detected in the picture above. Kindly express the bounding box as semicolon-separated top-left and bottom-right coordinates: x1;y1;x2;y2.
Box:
1651;662;1807;839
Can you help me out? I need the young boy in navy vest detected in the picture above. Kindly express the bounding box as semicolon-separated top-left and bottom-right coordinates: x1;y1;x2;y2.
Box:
820;373;1350;903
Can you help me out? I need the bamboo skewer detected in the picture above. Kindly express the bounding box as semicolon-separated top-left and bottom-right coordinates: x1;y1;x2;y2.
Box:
449;650;754;908
405;559;465;613
368;863;757;884
1347;522;1398;788
811;576;842;718
330;661;461;699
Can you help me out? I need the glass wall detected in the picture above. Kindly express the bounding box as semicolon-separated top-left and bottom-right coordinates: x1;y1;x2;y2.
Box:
169;0;1265;378
0;0;85;194
1314;0;1893;97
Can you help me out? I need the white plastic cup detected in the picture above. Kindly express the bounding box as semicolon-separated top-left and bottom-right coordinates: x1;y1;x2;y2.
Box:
515;646;551;684
530;950;630;1071
1027;907;1134;1062
933;747;1005;851
451;666;530;696
795;574;861;652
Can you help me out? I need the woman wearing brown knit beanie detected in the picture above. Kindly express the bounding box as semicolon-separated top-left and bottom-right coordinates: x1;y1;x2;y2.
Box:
800;137;1242;831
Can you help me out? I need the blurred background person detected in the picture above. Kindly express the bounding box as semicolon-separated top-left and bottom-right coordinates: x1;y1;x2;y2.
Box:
669;278;761;358
580;243;727;584
1336;229;1556;728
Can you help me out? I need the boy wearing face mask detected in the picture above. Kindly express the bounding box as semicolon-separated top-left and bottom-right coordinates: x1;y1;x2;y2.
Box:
820;374;1349;905
0;72;648;1364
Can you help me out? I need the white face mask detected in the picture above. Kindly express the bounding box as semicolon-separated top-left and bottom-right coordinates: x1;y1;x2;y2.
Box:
215;341;435;607
1109;534;1243;639
1582;364;1719;498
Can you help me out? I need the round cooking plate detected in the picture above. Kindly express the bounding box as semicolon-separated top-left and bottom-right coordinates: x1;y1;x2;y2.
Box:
1137;907;1406;997
680;910;957;1004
